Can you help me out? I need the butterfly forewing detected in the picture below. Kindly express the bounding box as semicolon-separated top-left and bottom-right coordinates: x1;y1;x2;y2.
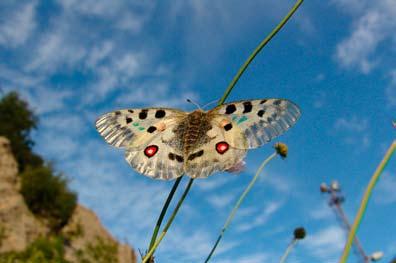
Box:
95;108;186;148
96;108;188;180
210;99;301;148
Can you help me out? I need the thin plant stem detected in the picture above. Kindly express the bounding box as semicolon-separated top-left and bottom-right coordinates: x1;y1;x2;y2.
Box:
279;239;298;263
145;0;304;259
339;141;396;263
148;177;182;250
142;178;194;263
217;0;304;105
204;152;278;262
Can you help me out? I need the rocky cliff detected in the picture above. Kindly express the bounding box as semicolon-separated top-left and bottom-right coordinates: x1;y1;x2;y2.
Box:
0;137;136;263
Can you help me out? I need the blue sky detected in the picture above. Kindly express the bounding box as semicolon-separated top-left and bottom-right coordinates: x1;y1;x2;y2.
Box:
1;0;396;262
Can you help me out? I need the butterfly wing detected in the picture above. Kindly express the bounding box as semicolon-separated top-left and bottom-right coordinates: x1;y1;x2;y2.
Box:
96;108;188;180
96;108;186;148
184;115;248;179
210;99;300;148
124;134;186;180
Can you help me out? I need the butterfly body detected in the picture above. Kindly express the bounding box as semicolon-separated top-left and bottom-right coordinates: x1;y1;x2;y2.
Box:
96;99;300;180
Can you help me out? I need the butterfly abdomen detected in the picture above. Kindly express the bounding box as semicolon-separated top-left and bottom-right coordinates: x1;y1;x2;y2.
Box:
172;111;213;155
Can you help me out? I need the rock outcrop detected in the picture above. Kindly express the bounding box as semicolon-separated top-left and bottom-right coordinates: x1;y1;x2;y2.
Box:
0;137;136;263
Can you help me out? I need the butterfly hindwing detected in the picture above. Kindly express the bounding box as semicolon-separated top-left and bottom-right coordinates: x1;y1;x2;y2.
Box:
95;108;186;148
210;99;301;148
125;134;185;180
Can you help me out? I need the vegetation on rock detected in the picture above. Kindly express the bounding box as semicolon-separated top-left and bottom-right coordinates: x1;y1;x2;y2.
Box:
0;236;68;263
20;165;77;232
0;92;43;172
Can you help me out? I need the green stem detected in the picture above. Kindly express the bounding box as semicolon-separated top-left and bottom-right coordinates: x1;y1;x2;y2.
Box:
217;0;304;105
279;239;298;263
145;0;303;259
148;176;182;250
142;178;194;263
339;141;396;263
204;152;278;262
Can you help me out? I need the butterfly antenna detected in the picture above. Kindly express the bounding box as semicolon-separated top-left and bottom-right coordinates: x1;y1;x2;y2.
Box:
202;99;219;109
186;99;202;110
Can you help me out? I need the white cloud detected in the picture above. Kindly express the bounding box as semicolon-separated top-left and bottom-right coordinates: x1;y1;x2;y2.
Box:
161;228;238;262
313;91;327;109
216;252;270;263
332;0;368;15
334;116;368;132
0;1;37;47
385;69;396;107
196;174;235;192
57;0;154;33
310;203;333;220
20;87;73;114
236;201;283;232
374;172;396;204
0;65;43;88
334;1;396;73
333;116;371;150
25;28;88;74
206;192;235;209
303;225;345;262
260;173;294;195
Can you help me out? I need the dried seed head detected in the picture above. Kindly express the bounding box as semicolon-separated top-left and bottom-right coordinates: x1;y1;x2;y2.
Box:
370;251;383;261
320;183;329;193
293;227;306;240
330;181;340;192
274;142;288;159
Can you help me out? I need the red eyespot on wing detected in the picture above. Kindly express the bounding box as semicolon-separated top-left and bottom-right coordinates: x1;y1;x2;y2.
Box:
216;141;229;154
144;145;159;158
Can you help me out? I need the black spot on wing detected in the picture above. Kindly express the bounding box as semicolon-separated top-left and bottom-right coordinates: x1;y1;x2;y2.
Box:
168;153;175;160
175;155;184;163
273;99;282;105
128;110;134;113
147;126;157;133
115;111;121;115
188;150;204;161
257;110;265;117
260;99;267;104
225;104;236;114
224;123;233;131
139;110;148;119
155;110;166;118
126;117;133;124
242;101;253;113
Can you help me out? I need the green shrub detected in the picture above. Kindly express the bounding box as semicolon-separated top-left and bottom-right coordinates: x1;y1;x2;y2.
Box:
75;237;118;263
0;92;43;172
20;165;77;232
0;225;6;248
0;236;69;263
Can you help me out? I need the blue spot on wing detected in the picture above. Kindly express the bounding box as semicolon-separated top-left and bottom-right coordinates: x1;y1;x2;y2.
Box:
237;116;248;124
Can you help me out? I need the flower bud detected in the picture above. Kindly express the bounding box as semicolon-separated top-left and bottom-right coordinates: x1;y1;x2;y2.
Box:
274;142;288;159
293;227;306;240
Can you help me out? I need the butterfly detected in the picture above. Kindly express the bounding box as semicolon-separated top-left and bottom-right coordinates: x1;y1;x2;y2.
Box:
95;99;300;180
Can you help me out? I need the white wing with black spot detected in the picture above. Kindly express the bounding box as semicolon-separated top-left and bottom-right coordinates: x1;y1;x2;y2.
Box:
96;108;188;180
95;108;186;148
210;99;300;148
124;134;185;180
